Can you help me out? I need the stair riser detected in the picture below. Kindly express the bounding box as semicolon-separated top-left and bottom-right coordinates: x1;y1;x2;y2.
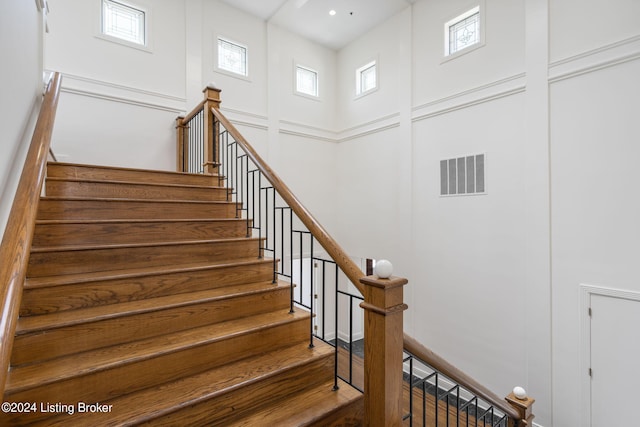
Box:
45;179;229;202
32;220;250;247
47;163;220;186
21;262;275;316
37;199;239;220
27;239;263;277
13;286;291;365
5;318;310;412
141;353;335;426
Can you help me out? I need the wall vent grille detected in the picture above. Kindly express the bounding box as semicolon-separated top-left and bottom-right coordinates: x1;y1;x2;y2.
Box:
440;153;485;196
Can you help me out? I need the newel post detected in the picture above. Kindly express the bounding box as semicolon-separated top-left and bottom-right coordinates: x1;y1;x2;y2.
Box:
175;115;186;172
505;387;535;427
359;260;408;427
203;84;222;175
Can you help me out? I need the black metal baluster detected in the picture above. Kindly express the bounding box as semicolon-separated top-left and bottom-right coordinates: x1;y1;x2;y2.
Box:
273;189;277;283
333;280;339;391
309;237;314;348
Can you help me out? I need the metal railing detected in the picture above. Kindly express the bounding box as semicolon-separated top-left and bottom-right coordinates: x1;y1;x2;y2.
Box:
403;352;510;426
180;107;205;174
176;95;532;426
216;120;365;391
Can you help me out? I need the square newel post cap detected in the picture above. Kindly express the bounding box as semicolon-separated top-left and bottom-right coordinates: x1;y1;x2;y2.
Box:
203;83;222;105
360;275;408;289
505;391;535;425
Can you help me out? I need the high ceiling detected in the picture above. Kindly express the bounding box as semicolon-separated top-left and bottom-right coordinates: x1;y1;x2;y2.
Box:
220;0;416;50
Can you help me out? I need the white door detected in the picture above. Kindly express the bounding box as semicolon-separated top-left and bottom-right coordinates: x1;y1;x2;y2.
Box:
590;293;640;427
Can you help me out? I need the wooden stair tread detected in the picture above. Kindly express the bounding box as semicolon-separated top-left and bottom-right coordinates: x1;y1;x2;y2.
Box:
6;309;310;393
47;161;223;181
29;341;334;427
17;280;288;333
39;196;237;205
35;218;246;225
24;258;273;289
227;379;363;427
29;236;260;253
46;176;228;191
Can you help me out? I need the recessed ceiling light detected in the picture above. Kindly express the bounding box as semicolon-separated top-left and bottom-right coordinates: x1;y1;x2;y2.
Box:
329;10;336;16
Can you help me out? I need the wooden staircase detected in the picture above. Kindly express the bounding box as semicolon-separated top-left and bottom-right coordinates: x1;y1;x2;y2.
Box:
1;162;363;426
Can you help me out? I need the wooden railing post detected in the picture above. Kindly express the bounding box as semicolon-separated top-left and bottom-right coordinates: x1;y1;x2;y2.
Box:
175;115;186;172
360;269;408;427
203;84;221;175
505;389;535;426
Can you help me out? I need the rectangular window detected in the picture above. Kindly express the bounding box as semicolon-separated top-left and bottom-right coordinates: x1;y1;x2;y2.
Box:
101;0;145;46
444;6;480;57
217;37;248;77
356;60;377;96
296;65;319;97
440;153;486;196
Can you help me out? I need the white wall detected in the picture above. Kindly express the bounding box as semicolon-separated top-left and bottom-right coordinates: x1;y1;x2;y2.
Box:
335;7;414;278
548;9;640;424
45;0;186;170
0;1;45;242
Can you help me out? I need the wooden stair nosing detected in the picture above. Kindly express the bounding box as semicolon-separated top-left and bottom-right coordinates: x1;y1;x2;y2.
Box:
29;236;262;254
5;309;311;396
46;176;229;191
20;260;278;317
36;197;240;220
18;341;335;427
26;238;265;278
23;258;274;290
45;178;231;202
17;280;291;334
46;161;223;184
32;218;251;246
13;281;292;366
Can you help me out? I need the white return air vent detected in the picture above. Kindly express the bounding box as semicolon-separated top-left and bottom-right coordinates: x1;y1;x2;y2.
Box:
440;153;485;196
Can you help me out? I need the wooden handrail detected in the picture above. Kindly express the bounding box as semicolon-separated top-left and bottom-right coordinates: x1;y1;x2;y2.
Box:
209;103;529;425
181;99;206;123
210;107;366;295
0;72;62;395
403;333;522;421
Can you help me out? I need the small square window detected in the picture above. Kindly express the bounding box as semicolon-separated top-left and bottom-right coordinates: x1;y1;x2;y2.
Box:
101;0;145;46
444;6;481;57
296;65;319;97
356;60;377;96
217;37;248;77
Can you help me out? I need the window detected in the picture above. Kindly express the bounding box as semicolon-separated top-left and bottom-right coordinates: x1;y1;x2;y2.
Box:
444;6;481;57
217;37;248;77
356;60;377;96
296;65;319;98
101;0;145;46
440;154;485;196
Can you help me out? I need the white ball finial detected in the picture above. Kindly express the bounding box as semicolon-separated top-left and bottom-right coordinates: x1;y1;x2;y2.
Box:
206;81;219;90
374;260;393;279
513;386;527;400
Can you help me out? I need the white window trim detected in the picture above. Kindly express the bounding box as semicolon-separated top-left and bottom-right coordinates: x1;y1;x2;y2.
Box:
442;2;485;62
355;59;378;99
96;0;152;53
215;36;250;81
294;63;321;101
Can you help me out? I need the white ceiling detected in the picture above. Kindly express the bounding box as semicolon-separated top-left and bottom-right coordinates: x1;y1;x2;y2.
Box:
220;0;415;50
